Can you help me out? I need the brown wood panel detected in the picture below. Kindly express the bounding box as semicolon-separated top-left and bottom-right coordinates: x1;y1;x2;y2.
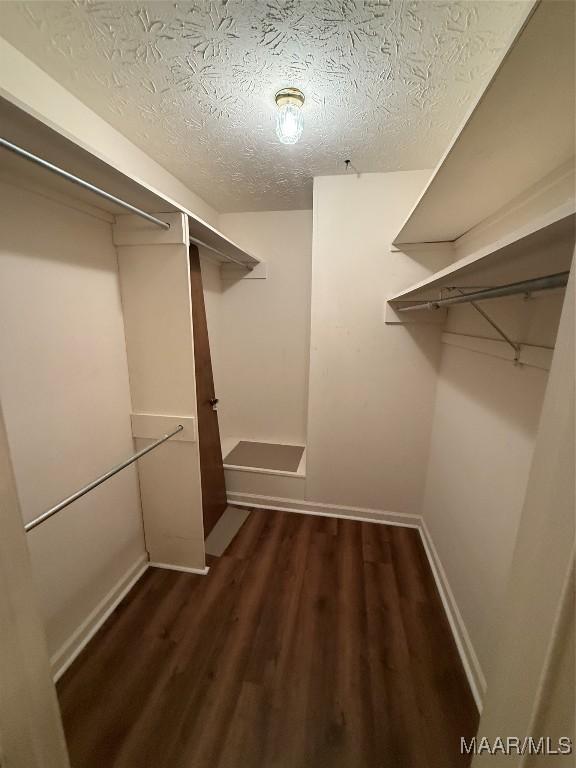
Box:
189;244;227;536
57;512;479;768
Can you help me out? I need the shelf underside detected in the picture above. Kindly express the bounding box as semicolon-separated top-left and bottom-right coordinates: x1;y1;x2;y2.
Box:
394;0;575;245
390;215;575;303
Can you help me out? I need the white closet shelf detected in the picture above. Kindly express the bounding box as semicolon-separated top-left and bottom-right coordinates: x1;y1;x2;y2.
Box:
0;95;259;269
388;210;575;304
393;0;575;246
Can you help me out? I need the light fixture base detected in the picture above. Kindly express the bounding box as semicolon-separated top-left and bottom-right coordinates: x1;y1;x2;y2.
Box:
275;87;305;108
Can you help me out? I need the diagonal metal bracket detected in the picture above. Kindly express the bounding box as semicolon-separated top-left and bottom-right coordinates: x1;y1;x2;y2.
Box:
446;288;522;364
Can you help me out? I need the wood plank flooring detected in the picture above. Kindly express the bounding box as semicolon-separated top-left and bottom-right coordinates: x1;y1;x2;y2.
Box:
57;510;479;768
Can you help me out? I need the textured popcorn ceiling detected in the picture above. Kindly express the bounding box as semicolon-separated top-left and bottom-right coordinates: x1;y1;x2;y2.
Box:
0;1;528;212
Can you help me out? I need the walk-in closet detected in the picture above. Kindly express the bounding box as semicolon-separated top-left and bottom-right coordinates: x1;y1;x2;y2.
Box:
0;1;574;766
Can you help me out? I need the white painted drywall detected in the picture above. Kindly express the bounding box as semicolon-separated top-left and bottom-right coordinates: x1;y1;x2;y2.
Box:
115;217;205;571
0;402;70;767
306;171;443;513
421;345;549;686
217;210;313;447
0;37;219;227
525;571;574;768
0;179;145;658
473;266;574;765
419;187;571;694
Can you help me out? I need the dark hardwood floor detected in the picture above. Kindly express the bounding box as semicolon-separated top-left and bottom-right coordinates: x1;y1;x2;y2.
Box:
57;510;478;768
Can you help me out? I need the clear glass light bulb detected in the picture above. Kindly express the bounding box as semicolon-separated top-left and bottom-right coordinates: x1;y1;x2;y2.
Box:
276;103;304;144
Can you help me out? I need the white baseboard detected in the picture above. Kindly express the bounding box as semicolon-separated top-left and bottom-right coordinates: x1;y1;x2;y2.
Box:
228;491;485;712
149;562;209;575
51;556;209;682
51;554;149;682
226;492;420;528
419;520;486;711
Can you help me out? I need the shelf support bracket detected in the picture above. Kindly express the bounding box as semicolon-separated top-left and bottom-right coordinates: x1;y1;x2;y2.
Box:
449;288;521;364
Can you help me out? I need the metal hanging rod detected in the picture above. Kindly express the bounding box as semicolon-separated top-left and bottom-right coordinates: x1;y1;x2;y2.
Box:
189;236;250;269
25;424;183;533
0;137;170;230
396;271;570;312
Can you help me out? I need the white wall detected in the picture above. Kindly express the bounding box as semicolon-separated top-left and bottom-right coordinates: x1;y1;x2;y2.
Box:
0;402;70;768
473;267;574;764
115;215;205;571
419;187;572;698
0;179;145;660
306;171;442;513
421;345;548;688
217;210;313;447
525;572;574;768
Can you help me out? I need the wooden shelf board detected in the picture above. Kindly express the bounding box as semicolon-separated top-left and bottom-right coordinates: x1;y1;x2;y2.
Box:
393;0;575;246
0;96;259;268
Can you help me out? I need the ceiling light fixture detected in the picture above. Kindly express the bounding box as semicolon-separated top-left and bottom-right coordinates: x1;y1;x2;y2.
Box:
275;87;305;145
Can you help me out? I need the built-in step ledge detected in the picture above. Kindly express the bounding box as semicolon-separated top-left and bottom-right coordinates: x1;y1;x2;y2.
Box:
223;440;305;476
222;439;306;500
